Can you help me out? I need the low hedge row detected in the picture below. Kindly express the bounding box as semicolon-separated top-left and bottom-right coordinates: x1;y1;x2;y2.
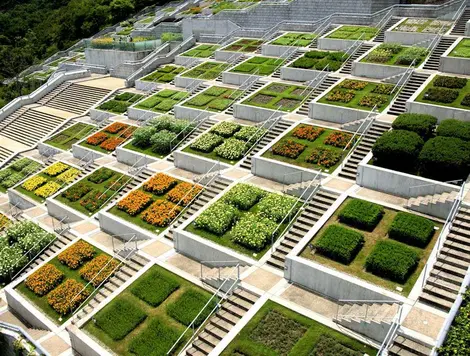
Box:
338;199;384;231
389;212;435;247
315;225;364;264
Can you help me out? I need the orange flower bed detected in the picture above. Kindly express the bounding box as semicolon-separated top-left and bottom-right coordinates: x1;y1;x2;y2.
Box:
117;190;153;216
87;132;108;146
120;126;136;139
167;182;202;206
100;137;125;151
292;125;325;142
272;140;306;159
79;255;119;287
25;264;64;296
141;200;181;227
47;279;90;315
323;131;354;149
58;240;95;269
104;122;128;134
143;173;178;195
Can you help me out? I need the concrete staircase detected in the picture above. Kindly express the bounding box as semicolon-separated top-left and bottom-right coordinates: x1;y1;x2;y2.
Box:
406;190;457;218
39;83;111;115
267;188;339;270
0;107;28;132
389;334;433;356
339;43;375;75
271;50;305;78
0;108;66;147
308;25;338;48
163;176;232;241
74;253;150;323
338;121;390;180
225;80;264;116
185;286;258;356
215;56;246;83
239;119;293;171
387;72;430;116
296;76;340;116
0;146;14;166
373;17;402;43
422;37;457;71
419;206;470;311
450;8;470;36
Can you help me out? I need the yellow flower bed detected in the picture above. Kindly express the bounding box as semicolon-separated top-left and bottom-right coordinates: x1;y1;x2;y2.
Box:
57;168;80;183
35;181;61;198
43;162;69;177
22;176;47;191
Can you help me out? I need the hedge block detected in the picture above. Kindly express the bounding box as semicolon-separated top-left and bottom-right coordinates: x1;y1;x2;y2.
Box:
338;199;384;231
392;113;437;139
130;269;180;307
388;212;435;248
166;289;215;327
315;225;364;264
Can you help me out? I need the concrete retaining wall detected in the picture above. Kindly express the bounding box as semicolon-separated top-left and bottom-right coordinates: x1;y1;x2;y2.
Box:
72;144;106;161
173;150;231;174
407;100;470;122
215;50;246;62
309;102;370;123
135;79;160;92
384;30;435;47
89;108;115;121
260;44;297;57
115;146;160;167
352;61;407;82
38;142;62;156
46;197;86;223
174;76;206;89
222;71;261;86
67;325;113;356
174;55;203;66
127;106;159;121
233;103;283;122
7;189;35;211
85;48;152;69
5;289;53;331
439;55;470;76
173;105;214;120
280;67;328;82
99;211;155;241
317;38;358;51
466;19;470;36
251;156;320;184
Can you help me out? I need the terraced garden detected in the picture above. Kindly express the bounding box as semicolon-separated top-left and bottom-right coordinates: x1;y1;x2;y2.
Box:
182;86;242;113
242;83;309;112
270;32;316;47
326;25;377;40
362;43;428;67
180;44;219;58
180;62;230;80
393;18;452;33
140;65;185;83
97;92;144;114
45;123;96;151
290;50;346;71
80;122;137;154
230;56;284;76
222;38;264;52
0;158;42;193
416;75;470;110
135;89;188;113
449;38;470;58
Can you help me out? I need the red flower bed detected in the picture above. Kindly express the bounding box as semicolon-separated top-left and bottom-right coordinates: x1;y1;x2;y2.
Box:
100;137;125;151
61;183;92;202
79;255;119;287
141;200;181;227
117;190;153;216
167;182;202;206
305;148;342;168
104;122;128;134
87;132;108;146
25;264;64;296
47;279;89;315
272;140;306;159
143;173;178;195
323;131;354;149
58;240;95;269
105;178;127;191
292;125;324;141
80;190;112;212
120;126;136;139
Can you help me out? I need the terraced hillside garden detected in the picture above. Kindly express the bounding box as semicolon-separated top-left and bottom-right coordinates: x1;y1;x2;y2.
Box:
449;38;470;58
223;39;264;52
326;25;377;40
230;56;285;76
45;123;96;151
393;18;452;33
222;300;377;356
97;92;144;114
263;124;354;172
270;32;316;47
140;65;185;83
180;44;220;58
180;62;230;80
183;121;266;164
300;197;440;295
16;240;117;324
416;75;470;110
134;89;188;113
0;158;42;193
182;86;242;113
56;167;130;216
187;183;299;258
80;122;137;154
109;173;202;234
84;265;215;355
362;43;429;67
243;83;309;112
0;221;56;285
318;79;395;112
290;50;347;71
15;162;80;203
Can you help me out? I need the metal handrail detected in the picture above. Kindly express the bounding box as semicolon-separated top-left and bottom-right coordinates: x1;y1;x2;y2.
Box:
378;304;404;355
0;321;49;355
341;32;365;61
407;179;463;200
389;59;416;99
169;110;207;151
374;7;394;34
242;114;282;156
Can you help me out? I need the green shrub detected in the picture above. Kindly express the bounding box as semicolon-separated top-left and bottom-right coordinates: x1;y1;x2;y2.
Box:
190;133;224;153
130;269;180;306
88;167;114;184
0;168;13;182
292;57;316;69
372;130;424;170
233;63;256;73
150;130;177;154
434;75;467;89
186;94;214;107
389;212;435;247
418;136;470;181
148;115;172;131
95;298;147;340
10;158;32;171
2;173;23;188
138;95;161;109
437;119;470;141
234;126;266;143
214;138;246;160
98;100;117;111
257;193;297;222
158;89;178;98
423;87;459;103
224;183;266;210
315;225;364;264
195;202;238;235
338;199;384;231
365;240;419;283
378;42;403;54
211;122;241;137
231;213;278;251
154;99;177;112
132;127;156;148
166;289;215;326
114;92;135;101
391;113;437;139
209;98;233;111
204;87;227;96
161;32;183;42
311;334;363;356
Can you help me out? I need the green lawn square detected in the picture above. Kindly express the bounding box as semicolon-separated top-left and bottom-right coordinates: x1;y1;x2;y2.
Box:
166;289;215;327
130;268;180;307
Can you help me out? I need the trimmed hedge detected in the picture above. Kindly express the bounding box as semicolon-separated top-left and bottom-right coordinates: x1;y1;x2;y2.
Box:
437;119;470;141
418;136;470;181
388;212;435;248
166;289;215;327
338;199;384;231
365;240;419;283
372;130;424;170
130;269;180;307
311;334;362;356
95;298;147;340
314;225;364;264
391;113;437;139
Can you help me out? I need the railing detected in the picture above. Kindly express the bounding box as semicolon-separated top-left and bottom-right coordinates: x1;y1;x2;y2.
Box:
52;215;70;235
242;114;282;158
407;179;463;203
389;59;416;98
8;202;23;219
374;7;394;36
335;299;401;322
169;111;208;152
378;304;404;355
341;32;365;62
199;260;241;280
0;321;49;356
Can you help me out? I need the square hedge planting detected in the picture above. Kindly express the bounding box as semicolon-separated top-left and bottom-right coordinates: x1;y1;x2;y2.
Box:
362;43;428;67
98;92;144;114
166;289;216;327
80;122;136;154
318;79;395;112
416;75;470;110
290;50;347;72
130;268;180;307
388;212;435;247
338;199;384;231
314;225;364;265
45;122;96;151
0;158;42;193
450;38;470;58
180;44;220;58
327;25;378;40
270;32;316;47
223;38;264;52
180;61;230;80
135;89;188;113
437;119;470;141
243;83;308;112
182;86;242;113
230;56;284;76
141;65;185;83
393;18;452;33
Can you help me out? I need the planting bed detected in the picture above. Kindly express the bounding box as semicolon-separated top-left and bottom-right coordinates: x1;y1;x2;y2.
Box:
16;240;116;324
440;289;470;355
270;32;316;47
109;173;202;234
183;121;266;164
180;44;219;58
262;124;354;172
449;38;470;58
222;300;377;356
300;197;440;295
416;75;470;110
222;38;264;52
230;56;284;76
362;43;428;67
45;123;96;151
186;183;299;258
243;83;309;112
15;162;80;203
0;158;42;193
180;62;230;80
79;122;137;154
140;65;185;83
182;86;242;112
318;79;395;112
290;50;346;71
56;167;130;216
393;18;452;33
97;92;144;114
326;25;377;40
135;89;188;113
84;265;214;355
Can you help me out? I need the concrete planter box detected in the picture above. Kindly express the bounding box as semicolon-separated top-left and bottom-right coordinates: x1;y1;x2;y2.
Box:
261;44;297;57
384;30;435;47
407;100;470;122
99;210;156;241
439;55;470;76
89;108;115;121
174;76;205;89
309;101;370;124
222;71;261;86
173;104;214;120
173;150;231;174
72;143;106;161
352;61;407;82
214;50;246;62
38;142;62;156
280;67;328;82
7;189;35;210
174;55;203;66
233;103;283;123
135;79;160;92
85;48;151;69
317;38;358;51
251;155;321;184
68;325;113;356
115;146;160;167
127;106;159;121
46;197;87;223
466;19;470;36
